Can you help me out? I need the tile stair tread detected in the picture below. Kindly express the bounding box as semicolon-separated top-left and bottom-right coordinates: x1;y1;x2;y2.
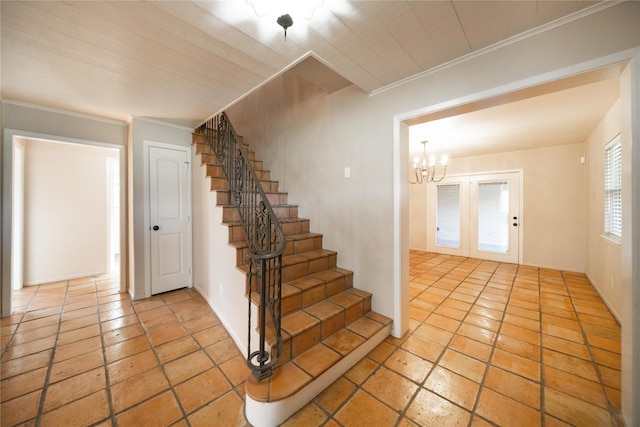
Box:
246;310;392;403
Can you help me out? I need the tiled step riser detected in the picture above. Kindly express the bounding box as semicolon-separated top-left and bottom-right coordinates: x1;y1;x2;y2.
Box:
283;235;323;257
206;164;224;178
235;235;323;266
210;177;230;191
207;171;277;194
281;270;353;314
282;220;310;235
226;220;311;244
283;254;337;282
222;205;298;222
194;141;208;154
196;146;263;171
242;253;339;287
215;190;288;207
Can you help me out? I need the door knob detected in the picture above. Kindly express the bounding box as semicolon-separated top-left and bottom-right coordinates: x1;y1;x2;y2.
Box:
153;225;160;231
513;223;518;227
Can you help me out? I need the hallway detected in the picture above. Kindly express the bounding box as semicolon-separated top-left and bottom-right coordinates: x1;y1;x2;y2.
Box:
1;251;622;426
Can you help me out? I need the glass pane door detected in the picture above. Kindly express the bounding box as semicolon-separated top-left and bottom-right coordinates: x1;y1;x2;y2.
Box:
477;181;509;253
428;178;469;257
436;184;460;248
469;173;519;263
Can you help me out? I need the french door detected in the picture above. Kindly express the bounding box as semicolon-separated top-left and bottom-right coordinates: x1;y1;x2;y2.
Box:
428;171;521;264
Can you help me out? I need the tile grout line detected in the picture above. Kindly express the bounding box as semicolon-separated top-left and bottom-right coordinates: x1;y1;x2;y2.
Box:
537;268;546;427
163;291;234;424
34;279;69;427
394;256;471;426
394;255;489;426
465;261;521;427
129;294;193;426
96;275;120;427
560;270;620;426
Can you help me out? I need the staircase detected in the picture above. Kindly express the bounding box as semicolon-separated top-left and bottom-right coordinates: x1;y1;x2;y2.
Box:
192;127;391;426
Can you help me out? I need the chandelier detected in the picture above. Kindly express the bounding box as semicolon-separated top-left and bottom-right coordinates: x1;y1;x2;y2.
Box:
410;140;448;184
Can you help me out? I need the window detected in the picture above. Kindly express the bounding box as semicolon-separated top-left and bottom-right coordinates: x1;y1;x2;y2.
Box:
604;136;622;239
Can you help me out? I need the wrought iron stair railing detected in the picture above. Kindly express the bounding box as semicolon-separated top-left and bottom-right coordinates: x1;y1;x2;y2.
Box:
200;113;286;380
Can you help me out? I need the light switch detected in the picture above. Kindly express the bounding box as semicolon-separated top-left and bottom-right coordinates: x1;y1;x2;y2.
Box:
344;167;351;178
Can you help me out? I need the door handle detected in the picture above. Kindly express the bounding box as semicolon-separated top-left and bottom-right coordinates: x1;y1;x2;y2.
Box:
153;225;160;231
513;223;518;227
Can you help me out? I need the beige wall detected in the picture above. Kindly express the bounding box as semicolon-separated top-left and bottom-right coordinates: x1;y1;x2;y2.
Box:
23;139;117;284
585;95;624;320
409;181;427;251
413;143;588;272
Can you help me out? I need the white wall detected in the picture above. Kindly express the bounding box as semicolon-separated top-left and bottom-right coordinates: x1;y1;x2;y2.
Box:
23;138;117;284
11;139;24;290
585;97;623;320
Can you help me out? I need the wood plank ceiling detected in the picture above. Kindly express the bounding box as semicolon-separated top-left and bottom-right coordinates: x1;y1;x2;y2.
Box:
1;1;603;128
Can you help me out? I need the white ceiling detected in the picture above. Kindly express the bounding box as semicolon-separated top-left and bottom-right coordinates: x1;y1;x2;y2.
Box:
1;0;608;129
409;67;622;159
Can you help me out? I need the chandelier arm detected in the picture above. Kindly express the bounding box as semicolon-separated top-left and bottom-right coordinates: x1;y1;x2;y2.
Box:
431;167;447;183
409;168;421;184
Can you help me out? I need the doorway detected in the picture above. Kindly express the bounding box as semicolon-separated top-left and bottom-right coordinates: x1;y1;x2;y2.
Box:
3;132;126;315
428;171;522;264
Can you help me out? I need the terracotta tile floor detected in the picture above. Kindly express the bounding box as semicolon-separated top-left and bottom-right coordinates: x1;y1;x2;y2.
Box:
1;251;623;426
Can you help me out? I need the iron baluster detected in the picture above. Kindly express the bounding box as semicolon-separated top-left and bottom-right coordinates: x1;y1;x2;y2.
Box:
200;113;285;380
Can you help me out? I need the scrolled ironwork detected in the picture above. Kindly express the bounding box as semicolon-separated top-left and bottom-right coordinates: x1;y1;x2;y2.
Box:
200;113;286;380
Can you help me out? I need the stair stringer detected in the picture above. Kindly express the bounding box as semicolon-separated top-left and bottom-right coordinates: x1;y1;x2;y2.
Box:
191;148;259;357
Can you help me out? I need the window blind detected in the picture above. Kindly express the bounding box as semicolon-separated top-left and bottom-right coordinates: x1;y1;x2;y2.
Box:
604;137;622;238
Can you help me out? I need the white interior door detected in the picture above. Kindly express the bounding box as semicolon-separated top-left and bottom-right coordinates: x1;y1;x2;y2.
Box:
149;146;191;295
428;171;521;264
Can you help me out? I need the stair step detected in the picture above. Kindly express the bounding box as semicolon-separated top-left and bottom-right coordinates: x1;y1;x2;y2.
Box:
239;250;340;284
258;287;371;360
281;250;337;281
221;204;298;222
224;219;310;244
245;310;392;404
231;232;323;266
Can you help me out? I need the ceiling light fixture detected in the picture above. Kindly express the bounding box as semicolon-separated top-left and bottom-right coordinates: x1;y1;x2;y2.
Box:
410;140;448;184
276;14;293;40
246;0;323;40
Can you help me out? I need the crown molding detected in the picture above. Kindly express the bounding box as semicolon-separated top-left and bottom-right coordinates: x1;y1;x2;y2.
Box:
1;99;129;126
370;0;624;97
